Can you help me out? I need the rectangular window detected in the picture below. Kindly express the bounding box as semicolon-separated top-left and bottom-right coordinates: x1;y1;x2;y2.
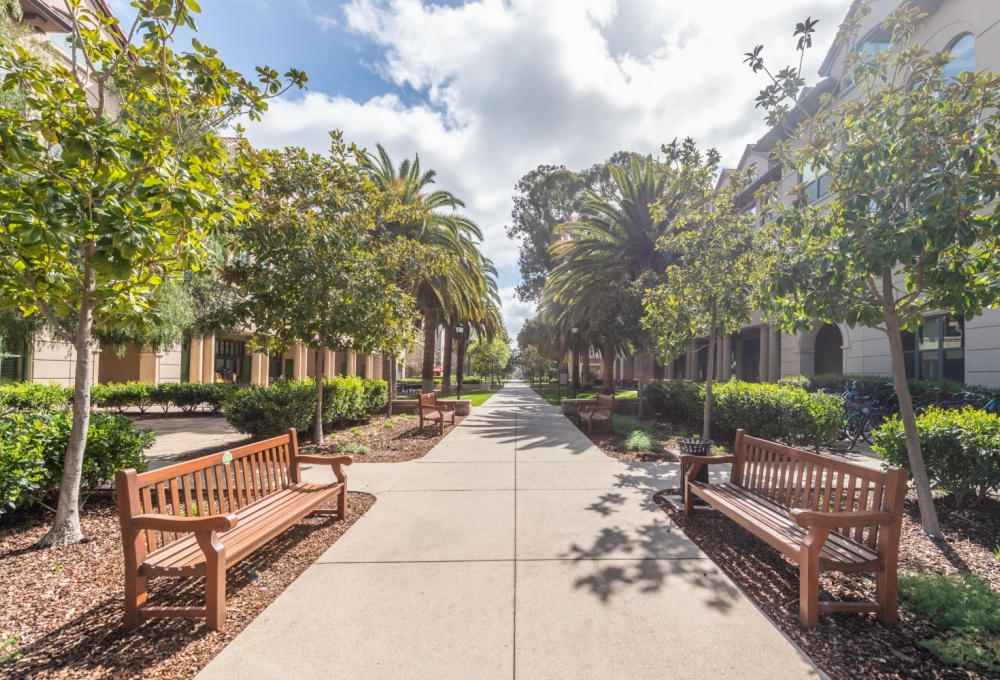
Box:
0;338;28;383
800;165;831;203
358;365;366;379
285;358;294;379
340;362;347;377
902;315;964;381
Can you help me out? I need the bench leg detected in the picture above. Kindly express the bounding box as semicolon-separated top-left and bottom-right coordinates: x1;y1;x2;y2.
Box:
338;483;348;520
123;570;147;632
876;567;898;624
196;532;227;631
799;527;830;628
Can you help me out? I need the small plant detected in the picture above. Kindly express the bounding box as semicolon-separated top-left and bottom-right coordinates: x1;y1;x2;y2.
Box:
335;442;370;456
384;419;395;428
350;426;363;437
0;636;22;665
622;430;664;453
899;570;1000;672
994;546;999;562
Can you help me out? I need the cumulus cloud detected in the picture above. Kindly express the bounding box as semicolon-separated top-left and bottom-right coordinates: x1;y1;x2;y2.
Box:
245;0;847;336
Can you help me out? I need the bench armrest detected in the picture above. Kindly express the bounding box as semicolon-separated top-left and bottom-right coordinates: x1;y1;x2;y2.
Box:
437;402;456;412
678;454;736;466
294;454;353;483
789;508;893;528
133;513;237;533
420;405;449;414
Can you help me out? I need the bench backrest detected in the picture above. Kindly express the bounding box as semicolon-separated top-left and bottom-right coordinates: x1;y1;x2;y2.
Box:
419;392;438;407
596;394;614;409
116;429;301;557
731;429;907;555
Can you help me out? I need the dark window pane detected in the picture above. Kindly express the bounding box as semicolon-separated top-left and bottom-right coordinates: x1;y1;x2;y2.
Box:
919;318;940;351
901;330;915;352
903;351;916;380
943;316;964;349
285;358;294;378
818;173;832;198
920;351;940;381
943;350;964;382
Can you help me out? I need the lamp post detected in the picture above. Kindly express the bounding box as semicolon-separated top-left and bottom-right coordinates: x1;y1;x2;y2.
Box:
455;324;464;403
570;325;580;398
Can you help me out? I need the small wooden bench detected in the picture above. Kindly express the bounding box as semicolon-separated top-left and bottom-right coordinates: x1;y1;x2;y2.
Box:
681;429;907;628
418;392;456;435
115;428;351;631
576;393;614;434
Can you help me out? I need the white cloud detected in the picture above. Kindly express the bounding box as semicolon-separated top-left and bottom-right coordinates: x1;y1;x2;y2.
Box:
498;286;536;342
246;0;848;337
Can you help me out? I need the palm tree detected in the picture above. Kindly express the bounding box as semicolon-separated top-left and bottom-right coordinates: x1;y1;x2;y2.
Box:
363;145;500;393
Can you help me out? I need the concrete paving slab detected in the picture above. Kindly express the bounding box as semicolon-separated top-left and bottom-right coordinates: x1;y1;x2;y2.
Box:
300;460;415;495
516;487;704;561
316;489;514;563
198;561;514;680
390;462;515;491
612;461;730;495
515;558;821;679
515;438;612;462
515;461;626;490
417;443;516;463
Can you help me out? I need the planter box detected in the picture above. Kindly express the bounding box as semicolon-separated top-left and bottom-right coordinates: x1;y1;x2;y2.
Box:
559;397;642;416
391;399;472;416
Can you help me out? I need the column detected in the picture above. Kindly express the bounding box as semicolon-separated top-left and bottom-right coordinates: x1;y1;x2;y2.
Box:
687;342;697;381
91;349;102;384
138;351;161;383
759;325;771;383
347;351;357;376
189;336;203;384
769;327;781;382
294;342;307;380
324;349;336;379
250;352;265;385
373;354;384;380
366;354;374;379
721;336;733;382
201;335;215;384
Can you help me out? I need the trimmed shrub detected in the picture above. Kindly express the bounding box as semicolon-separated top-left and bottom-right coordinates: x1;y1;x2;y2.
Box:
712;381;841;450
223;378;388;440
0;383;72;413
788;373;1000;405
622;430;664;453
91;382;154;414
645;380;704;427
776;375;811;391
872;407;1000;508
0;410;151;514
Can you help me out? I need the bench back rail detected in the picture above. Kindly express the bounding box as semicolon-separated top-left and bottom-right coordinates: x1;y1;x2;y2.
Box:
731;431;904;556
121;432;301;557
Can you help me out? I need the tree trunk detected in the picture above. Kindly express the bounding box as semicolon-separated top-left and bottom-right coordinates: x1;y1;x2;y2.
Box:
640;335;654;384
313;348;324;445
601;337;616;395
571;345;580;390
582;346;591;386
387;355;396;416
703;319;717;440
37;267;96;548
421;307;437;393
882;273;942;537
441;326;454;394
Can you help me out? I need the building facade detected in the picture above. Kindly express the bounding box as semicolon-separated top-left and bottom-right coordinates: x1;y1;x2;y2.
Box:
699;0;1000;390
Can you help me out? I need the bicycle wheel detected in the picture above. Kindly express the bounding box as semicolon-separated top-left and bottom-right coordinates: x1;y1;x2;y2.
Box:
860;412;886;445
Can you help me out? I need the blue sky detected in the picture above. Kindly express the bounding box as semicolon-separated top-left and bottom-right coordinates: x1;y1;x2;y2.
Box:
109;0;846;338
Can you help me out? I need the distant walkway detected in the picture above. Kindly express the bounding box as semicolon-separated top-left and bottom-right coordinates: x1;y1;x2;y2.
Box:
197;383;822;679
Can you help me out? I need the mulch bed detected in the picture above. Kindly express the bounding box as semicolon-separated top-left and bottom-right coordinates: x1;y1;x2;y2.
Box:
655;489;1000;679
0;490;375;679
300;413;465;463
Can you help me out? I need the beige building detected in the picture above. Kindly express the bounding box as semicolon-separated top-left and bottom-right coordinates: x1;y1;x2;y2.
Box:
684;0;1000;390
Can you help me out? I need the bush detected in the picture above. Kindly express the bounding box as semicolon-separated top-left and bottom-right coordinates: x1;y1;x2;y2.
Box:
223;378;389;440
645;380;704;427
622;430;664;453
899;570;1000;672
91;382;154;413
0;410;151;514
788;373;1000;405
872;407;1000;508
712;381;841;450
776;375;811;391
0;383;71;413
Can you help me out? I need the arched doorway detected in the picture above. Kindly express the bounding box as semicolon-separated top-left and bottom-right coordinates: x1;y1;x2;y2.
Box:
814;323;843;375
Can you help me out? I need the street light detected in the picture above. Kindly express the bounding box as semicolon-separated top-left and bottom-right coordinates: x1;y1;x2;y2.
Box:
455;324;464;403
570;325;580;398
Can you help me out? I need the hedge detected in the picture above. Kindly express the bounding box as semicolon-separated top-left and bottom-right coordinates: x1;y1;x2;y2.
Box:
780;373;1000;404
222;378;389;440
0;411;152;515
0;381;237;414
0;383;72;413
872;407;1000;508
645;379;841;450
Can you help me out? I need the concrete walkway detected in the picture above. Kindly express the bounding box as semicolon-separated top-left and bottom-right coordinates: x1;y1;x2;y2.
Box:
197;384;823;680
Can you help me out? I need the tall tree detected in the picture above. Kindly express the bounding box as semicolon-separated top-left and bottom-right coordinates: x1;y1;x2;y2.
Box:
0;0;304;546
362;146;500;393
643;172;758;438
227;138;415;445
748;3;1000;536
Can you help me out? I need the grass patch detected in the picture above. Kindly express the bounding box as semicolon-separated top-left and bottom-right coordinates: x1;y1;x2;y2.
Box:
531;388;636;406
437;390;496;407
333;442;371;456
0;637;23;665
899;570;1000;672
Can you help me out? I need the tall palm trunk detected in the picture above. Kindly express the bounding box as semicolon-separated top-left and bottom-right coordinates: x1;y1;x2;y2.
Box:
441;326;454;394
582;348;591;386
421;307;437;393
601;338;616;395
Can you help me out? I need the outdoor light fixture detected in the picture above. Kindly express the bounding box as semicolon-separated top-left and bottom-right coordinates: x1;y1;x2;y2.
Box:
455;324;465;402
571;325;579;335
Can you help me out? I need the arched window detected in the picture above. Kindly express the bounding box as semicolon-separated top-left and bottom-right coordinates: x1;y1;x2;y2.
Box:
943;33;974;80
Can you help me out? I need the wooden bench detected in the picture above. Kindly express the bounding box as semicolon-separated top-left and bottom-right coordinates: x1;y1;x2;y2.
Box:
418;392;456;435
575;393;614;434
680;429;907;628
115;428;351;631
